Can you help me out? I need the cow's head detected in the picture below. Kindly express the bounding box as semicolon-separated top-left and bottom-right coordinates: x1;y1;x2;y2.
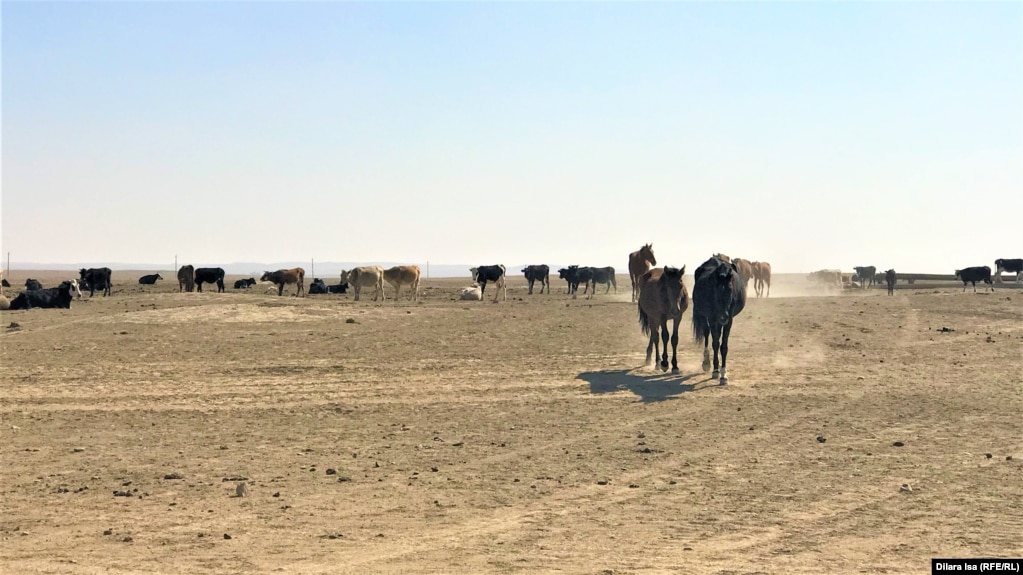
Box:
339;270;350;283
69;278;83;298
260;271;273;282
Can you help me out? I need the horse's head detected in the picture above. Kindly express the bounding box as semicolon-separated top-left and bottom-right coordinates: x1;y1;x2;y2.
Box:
661;265;686;315
713;263;740;323
643;244;656;266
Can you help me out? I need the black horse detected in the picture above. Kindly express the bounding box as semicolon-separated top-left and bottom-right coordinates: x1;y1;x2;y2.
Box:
692;255;746;385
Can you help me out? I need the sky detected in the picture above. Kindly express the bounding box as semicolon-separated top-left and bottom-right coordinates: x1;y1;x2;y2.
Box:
2;1;1021;274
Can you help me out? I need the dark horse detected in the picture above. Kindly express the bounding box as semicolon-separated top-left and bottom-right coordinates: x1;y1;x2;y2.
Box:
638;266;688;372
692;256;746;385
629;243;657;303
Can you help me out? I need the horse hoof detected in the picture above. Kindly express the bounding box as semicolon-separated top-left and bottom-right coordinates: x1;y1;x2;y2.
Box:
660;363;669;372
702;361;711;372
712;370;719;379
671;367;679;374
719;377;728;385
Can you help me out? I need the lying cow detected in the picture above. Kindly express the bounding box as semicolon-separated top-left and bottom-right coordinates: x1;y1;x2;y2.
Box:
308;278;329;294
234;278;257;289
955;266;993;293
9;280;78;310
458;286;482;301
79;267;112;297
327;282;349;294
138;273;163;285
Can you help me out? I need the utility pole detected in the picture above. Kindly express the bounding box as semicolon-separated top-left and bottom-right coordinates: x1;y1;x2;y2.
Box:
174;255;177;273
311;258;315;279
427;261;430;279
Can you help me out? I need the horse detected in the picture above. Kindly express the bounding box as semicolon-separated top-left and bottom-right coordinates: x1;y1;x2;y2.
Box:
752;261;772;298
628;243;657;303
692;255;746;385
637;266;688;372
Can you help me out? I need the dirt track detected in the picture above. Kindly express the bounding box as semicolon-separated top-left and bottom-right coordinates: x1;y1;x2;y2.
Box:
2;271;1021;574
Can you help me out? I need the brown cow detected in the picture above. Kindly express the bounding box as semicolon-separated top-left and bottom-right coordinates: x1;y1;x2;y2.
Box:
261;267;305;297
383;265;421;302
751;261;772;298
177;265;195;292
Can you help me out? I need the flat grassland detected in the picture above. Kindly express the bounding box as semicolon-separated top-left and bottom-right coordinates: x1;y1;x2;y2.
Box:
2;271;1021;574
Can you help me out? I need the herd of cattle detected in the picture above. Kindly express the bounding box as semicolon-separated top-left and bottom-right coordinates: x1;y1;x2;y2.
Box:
0;255;1020;311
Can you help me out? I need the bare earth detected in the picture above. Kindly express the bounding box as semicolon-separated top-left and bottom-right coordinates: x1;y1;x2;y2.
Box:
2;271;1021;575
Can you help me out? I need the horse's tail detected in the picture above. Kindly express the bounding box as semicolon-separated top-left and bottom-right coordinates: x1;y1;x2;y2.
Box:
638;301;651;336
692;311;709;343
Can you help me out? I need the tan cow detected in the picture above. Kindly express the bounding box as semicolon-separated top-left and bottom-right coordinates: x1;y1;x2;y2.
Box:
340;266;384;301
383;265;421;302
808;269;843;289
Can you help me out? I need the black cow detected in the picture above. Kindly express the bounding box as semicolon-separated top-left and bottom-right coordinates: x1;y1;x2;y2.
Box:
557;266;592;299
308;278;329;294
954;266;993;292
884;269;896;295
994;258;1023;283
234;278;256;289
585;266;617;298
138;273;163;285
9;281;76;310
1;278;10;288
25;279;43;291
194;268;226;293
472;265;507;302
521;265;550;295
79;267;113;297
853;266;876;289
327;282;349;294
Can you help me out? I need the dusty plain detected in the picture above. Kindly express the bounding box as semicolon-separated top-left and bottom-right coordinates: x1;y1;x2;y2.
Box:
1;269;1021;575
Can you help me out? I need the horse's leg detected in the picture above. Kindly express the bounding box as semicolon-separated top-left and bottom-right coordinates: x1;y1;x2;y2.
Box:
659;317;670;372
701;329;711;372
645;326;656;366
650;324;661;370
711;323;722;379
669;316;680;372
719;320;733;384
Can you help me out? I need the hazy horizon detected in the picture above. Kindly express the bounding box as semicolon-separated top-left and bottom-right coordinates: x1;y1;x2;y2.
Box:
3;2;1020;274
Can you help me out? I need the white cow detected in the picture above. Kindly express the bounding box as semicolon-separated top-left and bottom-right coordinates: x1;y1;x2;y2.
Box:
458;286;483;301
340;266;385;302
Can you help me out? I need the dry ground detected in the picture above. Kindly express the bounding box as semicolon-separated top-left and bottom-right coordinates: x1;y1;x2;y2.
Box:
1;270;1021;575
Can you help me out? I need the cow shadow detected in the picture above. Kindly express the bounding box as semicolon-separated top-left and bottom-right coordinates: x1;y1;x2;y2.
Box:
578;368;714;402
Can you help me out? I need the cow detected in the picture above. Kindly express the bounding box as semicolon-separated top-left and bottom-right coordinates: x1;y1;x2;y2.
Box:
234;278;257;289
458;286;483;301
853;266;877;289
79;267;113;297
884;269;896;295
340;266;384;301
751;261;772;298
473;265;507;302
327;282;349;294
261;267;306;297
308;278;329;294
994;258;1023;283
585;266;617;299
733;258;754;289
0;273;9;295
25;279;43;291
383;265;422;302
558;266;592;299
954;266;993;292
521;265;550;295
138;273;163;285
194;267;226;293
808;269;843;289
9;280;77;310
177;265;195;292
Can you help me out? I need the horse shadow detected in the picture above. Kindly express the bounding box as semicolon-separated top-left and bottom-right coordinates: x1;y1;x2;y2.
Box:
578;368;715;402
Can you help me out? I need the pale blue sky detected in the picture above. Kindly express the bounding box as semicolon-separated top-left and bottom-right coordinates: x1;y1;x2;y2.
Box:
2;1;1020;273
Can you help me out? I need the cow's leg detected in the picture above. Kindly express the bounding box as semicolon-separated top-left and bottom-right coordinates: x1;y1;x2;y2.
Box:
278;284;284;297
719;321;732;385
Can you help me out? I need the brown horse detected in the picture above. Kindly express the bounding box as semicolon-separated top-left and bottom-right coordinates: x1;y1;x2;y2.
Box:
752;261;772;298
733;258;754;289
637;266;688;372
628;243;657;303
